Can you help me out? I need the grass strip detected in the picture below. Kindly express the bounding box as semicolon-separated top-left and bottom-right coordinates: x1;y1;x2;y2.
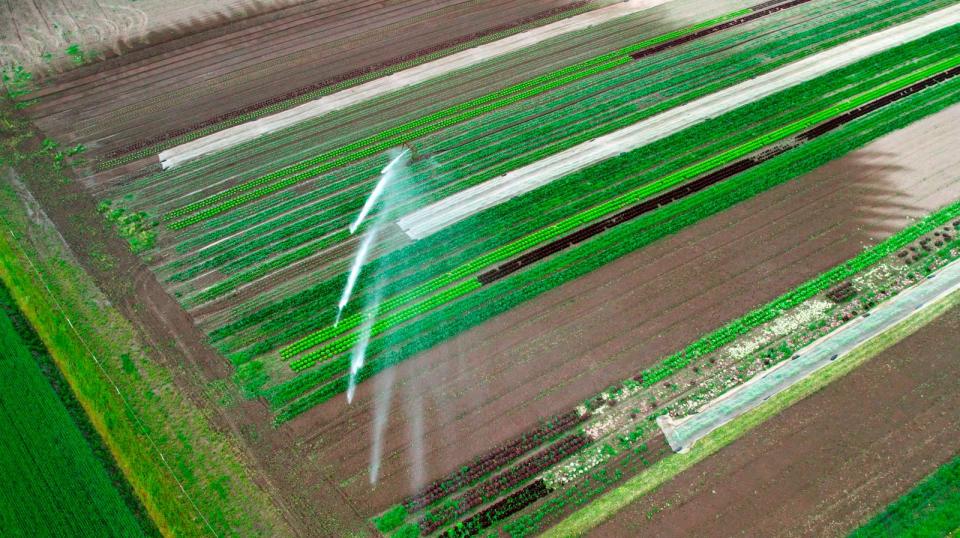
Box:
0;285;147;537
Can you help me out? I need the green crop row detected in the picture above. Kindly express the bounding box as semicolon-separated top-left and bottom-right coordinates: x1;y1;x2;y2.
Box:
279;53;960;363
289;279;482;370
168;155;389;257
163;8;765;226
165;180;368;275
269;54;960;420
166;0;915;286
184;229;351;308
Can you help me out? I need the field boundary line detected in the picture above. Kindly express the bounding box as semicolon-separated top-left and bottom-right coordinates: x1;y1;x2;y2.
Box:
0;225;219;538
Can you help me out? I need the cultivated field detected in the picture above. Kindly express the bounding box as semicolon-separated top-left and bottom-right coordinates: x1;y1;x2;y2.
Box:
94;0;960;426
592;300;960;537
299;102;960;517
2;0;960;536
0;283;151;536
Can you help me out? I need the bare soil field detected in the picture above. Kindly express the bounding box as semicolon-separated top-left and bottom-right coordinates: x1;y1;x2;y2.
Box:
275;104;960;516
0;0;298;72
17;0;585;157
590;295;960;537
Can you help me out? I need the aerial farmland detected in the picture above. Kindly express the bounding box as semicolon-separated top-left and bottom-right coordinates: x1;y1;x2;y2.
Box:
1;0;960;536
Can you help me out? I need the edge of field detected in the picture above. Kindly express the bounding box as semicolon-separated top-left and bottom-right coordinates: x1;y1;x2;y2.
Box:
0;105;295;535
543;285;960;537
0;280;160;536
850;455;960;537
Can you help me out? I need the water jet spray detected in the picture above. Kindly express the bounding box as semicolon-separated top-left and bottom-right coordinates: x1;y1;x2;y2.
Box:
349;148;410;234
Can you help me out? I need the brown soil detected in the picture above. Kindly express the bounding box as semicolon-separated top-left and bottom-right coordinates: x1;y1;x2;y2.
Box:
590;299;960;537
22;0;583;158
279;104;960;516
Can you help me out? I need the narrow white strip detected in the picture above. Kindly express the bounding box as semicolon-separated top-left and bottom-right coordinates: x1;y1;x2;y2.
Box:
397;5;960;240
159;0;674;169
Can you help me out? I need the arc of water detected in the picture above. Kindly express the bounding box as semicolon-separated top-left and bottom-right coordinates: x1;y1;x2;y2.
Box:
349;148;410;234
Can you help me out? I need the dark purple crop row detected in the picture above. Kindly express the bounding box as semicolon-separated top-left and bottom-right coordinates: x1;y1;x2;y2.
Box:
420;434;590;535
446;479;552;538
403;410;587;512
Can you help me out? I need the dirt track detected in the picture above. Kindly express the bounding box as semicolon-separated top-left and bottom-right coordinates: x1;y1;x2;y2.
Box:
280;104;960;516
591;298;960;537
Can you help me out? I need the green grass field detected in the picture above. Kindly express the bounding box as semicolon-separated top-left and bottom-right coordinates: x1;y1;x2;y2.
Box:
0;283;146;536
850;456;960;538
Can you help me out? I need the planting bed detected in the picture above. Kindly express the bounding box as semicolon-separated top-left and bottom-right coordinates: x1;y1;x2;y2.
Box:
592;302;960;537
0;283;150;536
18;0;590;159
